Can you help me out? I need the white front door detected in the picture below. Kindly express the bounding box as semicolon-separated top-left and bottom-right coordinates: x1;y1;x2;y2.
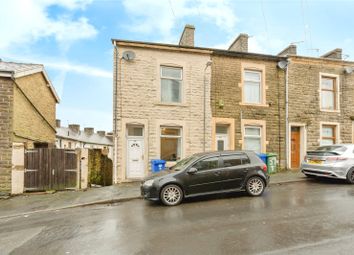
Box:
127;139;144;179
216;134;228;151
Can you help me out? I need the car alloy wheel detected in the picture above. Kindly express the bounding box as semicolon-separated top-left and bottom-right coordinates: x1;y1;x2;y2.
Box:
346;168;354;184
246;176;265;196
161;184;183;206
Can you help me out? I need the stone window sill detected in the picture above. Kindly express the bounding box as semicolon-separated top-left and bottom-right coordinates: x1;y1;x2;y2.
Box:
239;102;269;107
155;102;188;107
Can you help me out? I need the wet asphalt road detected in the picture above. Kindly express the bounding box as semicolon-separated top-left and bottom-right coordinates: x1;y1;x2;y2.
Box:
1;179;354;255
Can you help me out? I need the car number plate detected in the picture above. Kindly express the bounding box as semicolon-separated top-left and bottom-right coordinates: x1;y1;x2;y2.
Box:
308;160;322;165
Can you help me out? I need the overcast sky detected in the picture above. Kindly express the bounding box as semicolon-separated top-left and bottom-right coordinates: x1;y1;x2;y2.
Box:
1;0;353;131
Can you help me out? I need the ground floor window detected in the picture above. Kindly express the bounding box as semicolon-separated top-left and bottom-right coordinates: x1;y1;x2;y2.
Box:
244;126;262;153
160;127;182;161
321;125;336;145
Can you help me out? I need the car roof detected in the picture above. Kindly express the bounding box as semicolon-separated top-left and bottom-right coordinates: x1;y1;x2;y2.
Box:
193;150;253;157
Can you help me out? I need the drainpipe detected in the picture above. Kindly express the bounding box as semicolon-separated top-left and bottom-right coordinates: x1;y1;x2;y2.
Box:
203;61;212;152
285;62;289;169
113;42;119;184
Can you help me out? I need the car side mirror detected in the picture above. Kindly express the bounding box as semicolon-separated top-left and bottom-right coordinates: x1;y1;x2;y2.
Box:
187;167;198;174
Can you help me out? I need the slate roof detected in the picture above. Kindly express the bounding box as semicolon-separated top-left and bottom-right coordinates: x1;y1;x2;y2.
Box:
0;61;60;102
56;127;113;146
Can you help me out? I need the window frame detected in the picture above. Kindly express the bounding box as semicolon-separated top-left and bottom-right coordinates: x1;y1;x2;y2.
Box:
319;73;340;112
320;125;337;145
160;126;182;162
191;156;220;172
240;63;267;106
243;69;262;104
244;126;262;153
221;153;250;168
160;66;183;104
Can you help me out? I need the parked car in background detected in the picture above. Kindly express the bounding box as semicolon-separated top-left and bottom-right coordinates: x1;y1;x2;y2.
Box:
301;144;354;184
141;151;269;206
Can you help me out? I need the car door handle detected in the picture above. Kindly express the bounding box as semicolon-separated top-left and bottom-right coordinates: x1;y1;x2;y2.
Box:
214;171;221;176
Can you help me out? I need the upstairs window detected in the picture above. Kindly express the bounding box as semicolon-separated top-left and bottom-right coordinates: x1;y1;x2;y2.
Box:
321;76;337;110
161;66;182;103
244;70;262;104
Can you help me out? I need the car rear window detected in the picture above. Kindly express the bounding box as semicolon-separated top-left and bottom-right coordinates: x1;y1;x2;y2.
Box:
308;145;347;156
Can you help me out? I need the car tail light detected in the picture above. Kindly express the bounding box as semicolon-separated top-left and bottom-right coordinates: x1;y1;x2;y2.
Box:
325;157;348;163
262;164;267;173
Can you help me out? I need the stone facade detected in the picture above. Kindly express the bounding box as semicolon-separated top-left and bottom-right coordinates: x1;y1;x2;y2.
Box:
113;42;212;182
210;52;287;168
287;56;354;167
0;77;14;193
13;73;57;145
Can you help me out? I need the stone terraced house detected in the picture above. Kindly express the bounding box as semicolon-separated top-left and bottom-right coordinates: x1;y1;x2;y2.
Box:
0;61;59;195
112;25;354;182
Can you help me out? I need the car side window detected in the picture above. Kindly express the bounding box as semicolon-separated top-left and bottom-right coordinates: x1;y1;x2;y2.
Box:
222;154;250;167
193;157;219;171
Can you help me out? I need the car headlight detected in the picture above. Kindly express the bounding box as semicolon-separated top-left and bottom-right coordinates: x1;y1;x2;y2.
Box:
143;179;154;187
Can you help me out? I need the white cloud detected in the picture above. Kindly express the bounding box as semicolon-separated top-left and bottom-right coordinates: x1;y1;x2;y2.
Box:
0;0;97;50
121;0;237;42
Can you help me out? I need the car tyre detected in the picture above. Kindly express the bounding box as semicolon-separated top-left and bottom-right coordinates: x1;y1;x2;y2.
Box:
246;176;265;196
160;184;183;206
346;168;354;184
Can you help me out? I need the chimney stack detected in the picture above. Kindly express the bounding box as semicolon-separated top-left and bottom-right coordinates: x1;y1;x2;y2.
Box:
321;48;342;60
179;24;195;47
97;131;106;136
228;33;249;52
68;124;80;133
278;44;297;56
56;119;61;128
84;127;94;136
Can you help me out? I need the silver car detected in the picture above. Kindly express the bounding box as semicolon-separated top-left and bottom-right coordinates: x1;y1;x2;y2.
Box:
301;144;354;184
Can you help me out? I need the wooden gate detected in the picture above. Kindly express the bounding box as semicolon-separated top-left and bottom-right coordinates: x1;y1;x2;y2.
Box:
24;148;78;191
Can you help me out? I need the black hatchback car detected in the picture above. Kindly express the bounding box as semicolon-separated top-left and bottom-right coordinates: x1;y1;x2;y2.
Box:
141;151;270;206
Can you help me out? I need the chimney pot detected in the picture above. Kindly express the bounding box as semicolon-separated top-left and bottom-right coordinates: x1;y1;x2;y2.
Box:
84;127;94;136
278;44;297;56
97;131;106;136
321;48;342;60
228;33;249;52
179;24;195;47
68;124;80;133
56;119;61;128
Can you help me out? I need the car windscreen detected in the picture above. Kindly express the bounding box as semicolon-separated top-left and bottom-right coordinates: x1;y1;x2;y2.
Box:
170;155;198;171
307;145;347;156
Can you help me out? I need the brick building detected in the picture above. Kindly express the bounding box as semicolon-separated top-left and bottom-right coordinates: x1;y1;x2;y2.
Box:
0;61;59;194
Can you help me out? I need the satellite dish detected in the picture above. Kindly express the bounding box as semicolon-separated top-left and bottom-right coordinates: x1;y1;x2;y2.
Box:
122;51;135;61
277;60;288;70
344;67;353;74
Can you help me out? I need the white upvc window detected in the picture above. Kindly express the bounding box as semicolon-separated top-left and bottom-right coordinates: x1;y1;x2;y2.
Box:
160;127;182;161
244;70;262;104
244;126;262;153
160;66;182;103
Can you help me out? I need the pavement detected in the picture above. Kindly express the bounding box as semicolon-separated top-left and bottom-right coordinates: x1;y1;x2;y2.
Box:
0;170;305;219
